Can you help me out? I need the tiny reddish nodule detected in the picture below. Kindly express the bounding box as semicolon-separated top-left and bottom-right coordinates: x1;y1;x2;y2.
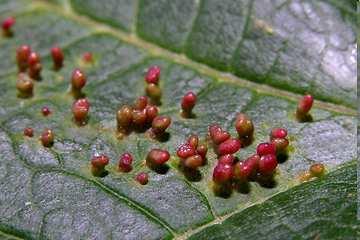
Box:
233;161;253;181
145;66;160;84
187;134;199;149
218;154;235;165
271;138;289;152
258;154;278;175
91;154;109;176
235;113;254;138
16;45;31;72
71;69;86;90
117;105;133;129
270;128;288;139
16;73;33;97
72;98;90;123
217;138;241;156
256;142;276;156
28;52;40;67
151;116;171;135
136;172;149;185
181;91;197;114
23;127;34;137
196;144;207;160
297;94;313;115
177;143;196;159
41;106;51;116
2;17;15;35
146;83;162;102
132;109;147;127
146;149;170;165
118;152;133;172
309;163;325;178
51;46;64;70
134;96;148;110
82;52;93;63
183;154;203;169
145;105;158;123
212;163;233;184
40;129;54;148
209;124;230;145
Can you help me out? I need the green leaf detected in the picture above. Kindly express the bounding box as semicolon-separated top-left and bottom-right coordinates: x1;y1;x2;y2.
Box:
0;0;356;239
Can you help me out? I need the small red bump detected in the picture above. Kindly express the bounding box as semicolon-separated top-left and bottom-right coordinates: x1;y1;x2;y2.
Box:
82;52;93;63
2;17;15;36
256;142;276;156
181;91;197;115
309;163;325;177
16;73;33;97
217;138;241;156
212;163;233;183
40;129;54;147
146;149;170;165
71;69;86;90
136;172;149;185
28;52;40;67
72;98;90;123
146;83;162;103
117;105;133;130
297;94;313;115
187;134;199;149
118;152;133;172
235;113;254;138
23;127;34;137
271;138;289;152
132;109;147;127
209;124;230;145
218;154;235;165
270;128;287;139
145;66;160;84
41;106;51;116
51;46;64;70
134;96;148;110
183;154;203;169
91;154;109;176
145;105;158;123
258;154;278;175
151;116;171;135
196;144;207;160
233;154;259;181
177;143;196;159
16;45;31;72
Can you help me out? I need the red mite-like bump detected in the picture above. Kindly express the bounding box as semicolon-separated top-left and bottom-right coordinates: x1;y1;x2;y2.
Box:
271;138;289;152
235;113;254;138
145;105;158;123
217;138;241;156
72;98;90;123
151;116;171;135
91;155;109;177
41;106;51;116
28;52;40;67
118;152;133;172
145;66;160;84
136;172;149;185
82;52;93;63
181;91;197;116
183;154;203;169
40;129;54;147
209;124;230;145
187;135;199;149
270;128;287;139
256;142;276;156
16;45;31;72
258;154;278;175
146;149;170;165
177;143;196;159
212;163;233;183
2;17;15;36
23;127;34;137
218;154;235;165
196;144;207;160
233;154;259;181
51;46;64;70
309;163;325;177
134;96;148;110
297;94;313;116
71;69;86;91
28;52;42;80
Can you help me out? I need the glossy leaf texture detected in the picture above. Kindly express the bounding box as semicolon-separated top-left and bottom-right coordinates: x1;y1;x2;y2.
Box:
0;0;357;239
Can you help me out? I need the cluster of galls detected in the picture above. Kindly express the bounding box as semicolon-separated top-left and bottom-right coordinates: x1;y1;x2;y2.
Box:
116;96;171;139
23;127;55;148
177;134;208;170
145;66;162;105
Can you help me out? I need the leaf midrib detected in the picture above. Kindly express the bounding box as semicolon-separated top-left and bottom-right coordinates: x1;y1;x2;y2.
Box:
30;0;356;116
